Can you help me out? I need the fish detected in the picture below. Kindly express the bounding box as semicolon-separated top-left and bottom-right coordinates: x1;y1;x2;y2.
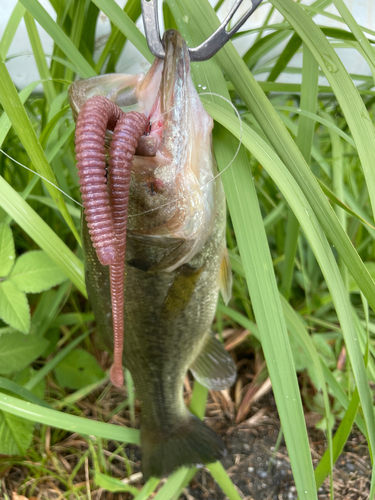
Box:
69;29;236;480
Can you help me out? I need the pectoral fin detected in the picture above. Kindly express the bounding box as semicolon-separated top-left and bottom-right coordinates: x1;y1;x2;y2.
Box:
190;333;236;391
219;248;232;305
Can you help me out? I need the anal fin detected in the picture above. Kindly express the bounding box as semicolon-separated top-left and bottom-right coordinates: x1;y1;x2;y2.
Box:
190;333;236;391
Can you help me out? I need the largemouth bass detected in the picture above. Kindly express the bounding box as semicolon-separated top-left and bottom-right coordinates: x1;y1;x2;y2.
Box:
69;29;235;479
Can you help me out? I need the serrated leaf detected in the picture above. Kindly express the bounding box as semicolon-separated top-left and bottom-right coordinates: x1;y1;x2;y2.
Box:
94;472;140;495
0;332;49;374
54;349;105;390
0;281;30;333
0;411;34;455
9;250;68;293
0;223;15;277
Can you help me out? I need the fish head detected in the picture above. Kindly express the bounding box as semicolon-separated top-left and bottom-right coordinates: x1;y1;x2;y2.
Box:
129;30;218;267
69;30;219;269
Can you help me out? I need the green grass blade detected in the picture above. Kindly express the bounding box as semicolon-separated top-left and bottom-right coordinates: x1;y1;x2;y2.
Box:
18;0;96;79
267;32;302;82
0;2;26;59
0;176;85;296
332;0;375;84
207;462;242;500
314;389;359;488
90;0;152;64
270;0;375;222
317;179;375;232
257;81;375;96
95;0;142;74
25;330;90;390
0;392;139;444
244;30;291;69
274;106;355;147
0;58;80;243
303;4;375;38
0;376;50;408
23;11;56;107
152;468;189;500
134;478;160;500
281;44;318;299
0;81;40;147
189;381;208;421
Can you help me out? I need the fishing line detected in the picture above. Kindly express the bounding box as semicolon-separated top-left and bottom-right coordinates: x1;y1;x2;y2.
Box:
0;92;242;217
0;148;84;208
128;91;243;218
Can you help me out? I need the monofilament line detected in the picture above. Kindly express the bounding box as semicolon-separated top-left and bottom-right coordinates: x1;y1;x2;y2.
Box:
0;148;83;208
0;92;242;217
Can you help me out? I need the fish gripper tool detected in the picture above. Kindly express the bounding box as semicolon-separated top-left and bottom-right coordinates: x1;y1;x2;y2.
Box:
141;0;264;62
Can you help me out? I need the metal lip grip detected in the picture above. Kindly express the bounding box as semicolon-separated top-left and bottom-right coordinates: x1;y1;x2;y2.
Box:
141;0;264;62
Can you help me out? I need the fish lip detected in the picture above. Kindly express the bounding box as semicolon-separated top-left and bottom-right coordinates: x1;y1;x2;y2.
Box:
160;29;190;114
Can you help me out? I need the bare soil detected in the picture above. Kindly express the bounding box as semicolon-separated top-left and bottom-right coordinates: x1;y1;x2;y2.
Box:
185;392;371;500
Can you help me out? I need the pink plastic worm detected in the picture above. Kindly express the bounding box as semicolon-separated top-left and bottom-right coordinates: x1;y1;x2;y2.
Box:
108;111;148;387
75;95;148;387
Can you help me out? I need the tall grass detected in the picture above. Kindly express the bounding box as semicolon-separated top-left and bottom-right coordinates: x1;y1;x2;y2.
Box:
0;0;374;498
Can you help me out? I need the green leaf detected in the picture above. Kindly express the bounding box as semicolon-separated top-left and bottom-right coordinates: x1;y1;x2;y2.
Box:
54;349;105;390
0;281;30;333
94;472;139;496
0;331;48;374
9;250;68;294
0;223;15;277
0;410;34;455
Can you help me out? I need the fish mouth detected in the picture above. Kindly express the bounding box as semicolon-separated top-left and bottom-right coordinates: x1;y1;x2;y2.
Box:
137;30;190;141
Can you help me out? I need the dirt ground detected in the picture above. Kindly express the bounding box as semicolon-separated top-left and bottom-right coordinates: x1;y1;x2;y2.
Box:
182;393;371;500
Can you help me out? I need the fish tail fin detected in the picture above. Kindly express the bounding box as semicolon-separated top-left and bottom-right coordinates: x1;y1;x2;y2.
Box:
141;413;225;480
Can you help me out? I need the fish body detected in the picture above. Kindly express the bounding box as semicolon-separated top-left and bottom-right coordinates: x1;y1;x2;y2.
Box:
70;30;235;479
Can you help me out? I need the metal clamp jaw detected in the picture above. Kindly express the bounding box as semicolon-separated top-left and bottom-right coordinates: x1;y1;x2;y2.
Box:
141;0;263;62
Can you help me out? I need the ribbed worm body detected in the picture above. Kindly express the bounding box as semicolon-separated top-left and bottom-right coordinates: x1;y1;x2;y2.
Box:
75;95;148;387
107;111;148;386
